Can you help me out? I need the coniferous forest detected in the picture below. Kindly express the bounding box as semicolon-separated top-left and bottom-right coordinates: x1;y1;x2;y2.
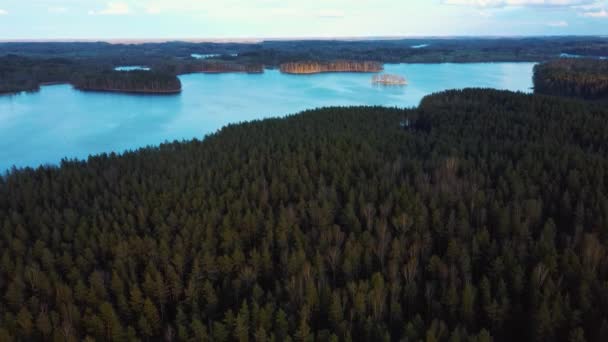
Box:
2;88;608;341
533;59;608;101
72;70;182;94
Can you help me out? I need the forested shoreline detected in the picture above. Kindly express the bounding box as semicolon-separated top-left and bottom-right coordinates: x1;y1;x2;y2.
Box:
280;61;383;74
533;59;608;101
1;89;608;341
71;71;182;94
1;36;607;94
0;55;76;94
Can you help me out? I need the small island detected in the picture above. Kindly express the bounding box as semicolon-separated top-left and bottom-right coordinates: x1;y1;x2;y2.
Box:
72;70;182;94
372;74;407;85
280;60;383;74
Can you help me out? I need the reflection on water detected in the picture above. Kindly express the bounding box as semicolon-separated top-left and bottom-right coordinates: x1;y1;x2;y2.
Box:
191;53;238;59
114;66;151;71
559;53;607;60
0;63;535;170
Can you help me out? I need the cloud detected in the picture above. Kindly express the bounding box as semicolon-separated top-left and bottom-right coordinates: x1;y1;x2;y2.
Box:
319;9;345;18
136;0;206;14
547;20;569;25
0;9;7;15
48;7;68;14
145;7;162;15
581;8;608;16
441;0;596;7
477;10;494;16
89;2;130;15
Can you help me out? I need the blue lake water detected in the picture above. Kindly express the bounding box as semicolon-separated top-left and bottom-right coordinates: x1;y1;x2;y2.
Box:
0;63;535;171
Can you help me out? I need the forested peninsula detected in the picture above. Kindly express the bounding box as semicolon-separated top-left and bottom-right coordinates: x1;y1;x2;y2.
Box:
0;55;75;94
0;55;182;95
2;88;608;341
533;59;608;101
280;61;383;74
72;71;182;94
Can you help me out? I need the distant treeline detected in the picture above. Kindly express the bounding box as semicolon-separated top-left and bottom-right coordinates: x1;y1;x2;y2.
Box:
279;61;383;74
174;61;264;74
534;59;608;101
72;70;181;94
2;37;608;94
2;37;606;64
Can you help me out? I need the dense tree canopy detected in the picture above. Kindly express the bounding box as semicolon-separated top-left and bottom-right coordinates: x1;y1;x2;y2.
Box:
72;70;181;94
533;59;608;101
279;61;383;74
1;89;608;341
0;55;76;93
2;37;605;64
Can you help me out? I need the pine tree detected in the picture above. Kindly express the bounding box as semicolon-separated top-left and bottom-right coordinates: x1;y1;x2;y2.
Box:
16;307;33;337
36;310;53;338
235;301;250;342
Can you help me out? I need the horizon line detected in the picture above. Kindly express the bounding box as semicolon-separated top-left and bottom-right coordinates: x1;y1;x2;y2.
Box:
1;34;606;44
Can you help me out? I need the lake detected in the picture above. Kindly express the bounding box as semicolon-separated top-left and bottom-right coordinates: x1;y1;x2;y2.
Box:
0;63;535;171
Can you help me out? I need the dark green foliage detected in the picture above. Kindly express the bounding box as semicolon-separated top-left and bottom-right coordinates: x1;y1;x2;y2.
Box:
534;59;608;101
72;70;181;94
0;55;181;94
1;89;608;341
2;36;605;64
0;54;76;93
167;61;264;74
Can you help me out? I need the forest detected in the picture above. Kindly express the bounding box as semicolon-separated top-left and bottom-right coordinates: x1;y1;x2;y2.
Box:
1;37;606;64
279;61;383;74
166;61;264;75
72;71;181;94
0;55;258;94
0;54;77;93
533;59;608;101
1;88;608;341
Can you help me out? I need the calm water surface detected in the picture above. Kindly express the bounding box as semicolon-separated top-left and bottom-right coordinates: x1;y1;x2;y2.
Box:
0;63;535;171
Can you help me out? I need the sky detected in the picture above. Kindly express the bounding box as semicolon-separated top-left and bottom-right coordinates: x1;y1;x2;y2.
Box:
0;0;606;40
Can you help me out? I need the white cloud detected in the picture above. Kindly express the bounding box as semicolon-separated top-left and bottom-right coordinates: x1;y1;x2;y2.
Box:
582;8;608;15
442;0;596;7
89;2;130;15
145;7;162;15
0;9;7;15
547;20;569;25
48;7;68;14
477;10;494;16
136;0;206;14
319;9;345;18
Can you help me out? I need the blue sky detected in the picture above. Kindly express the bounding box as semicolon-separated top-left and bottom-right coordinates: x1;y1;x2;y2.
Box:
0;0;606;39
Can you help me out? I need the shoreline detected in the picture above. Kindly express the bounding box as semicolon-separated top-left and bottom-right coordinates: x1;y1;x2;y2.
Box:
1;83;182;96
0;61;539;96
281;69;383;75
180;70;264;75
74;87;182;95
